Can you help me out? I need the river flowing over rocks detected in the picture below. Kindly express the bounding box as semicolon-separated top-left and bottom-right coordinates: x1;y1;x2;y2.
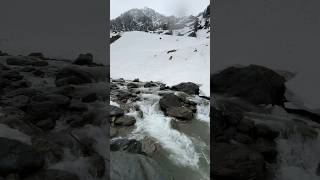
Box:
110;78;210;180
212;65;320;180
0;51;108;180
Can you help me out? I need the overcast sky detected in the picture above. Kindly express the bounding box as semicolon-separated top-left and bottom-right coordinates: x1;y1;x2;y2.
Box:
110;0;210;19
0;0;107;64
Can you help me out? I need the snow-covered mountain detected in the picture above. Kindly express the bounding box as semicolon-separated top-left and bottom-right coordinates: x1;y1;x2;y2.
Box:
110;5;210;38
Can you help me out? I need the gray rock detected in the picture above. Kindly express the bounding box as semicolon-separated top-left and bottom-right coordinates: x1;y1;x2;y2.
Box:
55;67;94;87
0;138;44;176
110;105;124;117
110;152;173;180
73;53;93;66
114;115;136;126
23;169;80;180
171;82;200;95
166;106;193;120
212;143;264;180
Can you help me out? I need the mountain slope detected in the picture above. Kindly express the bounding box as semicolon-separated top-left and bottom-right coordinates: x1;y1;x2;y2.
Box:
110;5;210;38
110;31;210;95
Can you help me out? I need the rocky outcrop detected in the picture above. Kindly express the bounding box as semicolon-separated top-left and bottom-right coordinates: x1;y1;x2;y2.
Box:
0;138;44;176
171;82;200;95
212;65;286;105
159;93;196;120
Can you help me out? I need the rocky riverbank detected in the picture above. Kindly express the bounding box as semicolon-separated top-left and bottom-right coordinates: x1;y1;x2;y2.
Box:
0;51;108;180
110;79;210;180
211;65;320;180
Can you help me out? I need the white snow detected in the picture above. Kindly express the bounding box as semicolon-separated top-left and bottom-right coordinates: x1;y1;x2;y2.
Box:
111;31;210;96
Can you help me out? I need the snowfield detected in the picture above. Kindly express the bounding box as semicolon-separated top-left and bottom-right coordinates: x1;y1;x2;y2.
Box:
111;31;210;96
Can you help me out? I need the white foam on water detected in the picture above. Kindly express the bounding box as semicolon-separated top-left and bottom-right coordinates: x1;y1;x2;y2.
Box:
0;124;31;145
132;94;200;168
275;132;320;180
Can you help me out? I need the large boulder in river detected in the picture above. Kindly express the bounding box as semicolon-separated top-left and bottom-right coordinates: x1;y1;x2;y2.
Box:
212;65;286;105
171;82;200;95
55;67;95;87
110;151;173;180
0;138;44;176
212;143;265;180
159;94;195;120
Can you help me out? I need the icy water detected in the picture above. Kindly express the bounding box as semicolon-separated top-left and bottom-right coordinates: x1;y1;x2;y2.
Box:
246;106;320;180
124;86;210;180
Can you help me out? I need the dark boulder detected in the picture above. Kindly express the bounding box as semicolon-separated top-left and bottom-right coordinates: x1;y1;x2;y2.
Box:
110;139;143;154
0;138;44;176
171;82;200;95
110;105;124;117
110;152;173;180
55;67;95;87
28;52;45;59
212;143;265;180
23;169;80;180
159;93;195;120
82;93;98;103
144;82;157;88
73;53;93;65
114;115;136;126
127;83;139;89
212;65;286;105
253;138;278;163
254;124;279;140
32;69;45;77
166;107;193;120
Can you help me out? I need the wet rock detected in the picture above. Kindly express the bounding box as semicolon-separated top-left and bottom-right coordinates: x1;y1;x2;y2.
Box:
234;132;254;144
82;93;98;103
0;137;44;176
110;105;124;117
171;82;200;95
20;67;35;72
110;127;118;138
32;69;45;77
212;65;286;105
31;137;64;163
144;82;157;88
237;118;255;135
253;138;278;163
68;101;88;112
24;101;60;124
110;139;143;154
28;52;45;59
114;115;136;126
212;143;265;180
316;163;320;176
73;53;93;65
1;70;23;81
127;83;139;89
1;95;29;109
115;90;136;103
7;57;48;67
88;154;105;178
255;124;279;140
166;107;193;120
110;152;174;180
133;78;139;82
23;169;80;180
34;118;56;130
159;94;182;110
55;67;94;87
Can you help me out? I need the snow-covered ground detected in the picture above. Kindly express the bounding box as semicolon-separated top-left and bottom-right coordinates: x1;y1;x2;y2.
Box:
110;31;210;96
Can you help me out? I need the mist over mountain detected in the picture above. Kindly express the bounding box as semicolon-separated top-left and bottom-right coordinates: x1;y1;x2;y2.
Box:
110;5;210;36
